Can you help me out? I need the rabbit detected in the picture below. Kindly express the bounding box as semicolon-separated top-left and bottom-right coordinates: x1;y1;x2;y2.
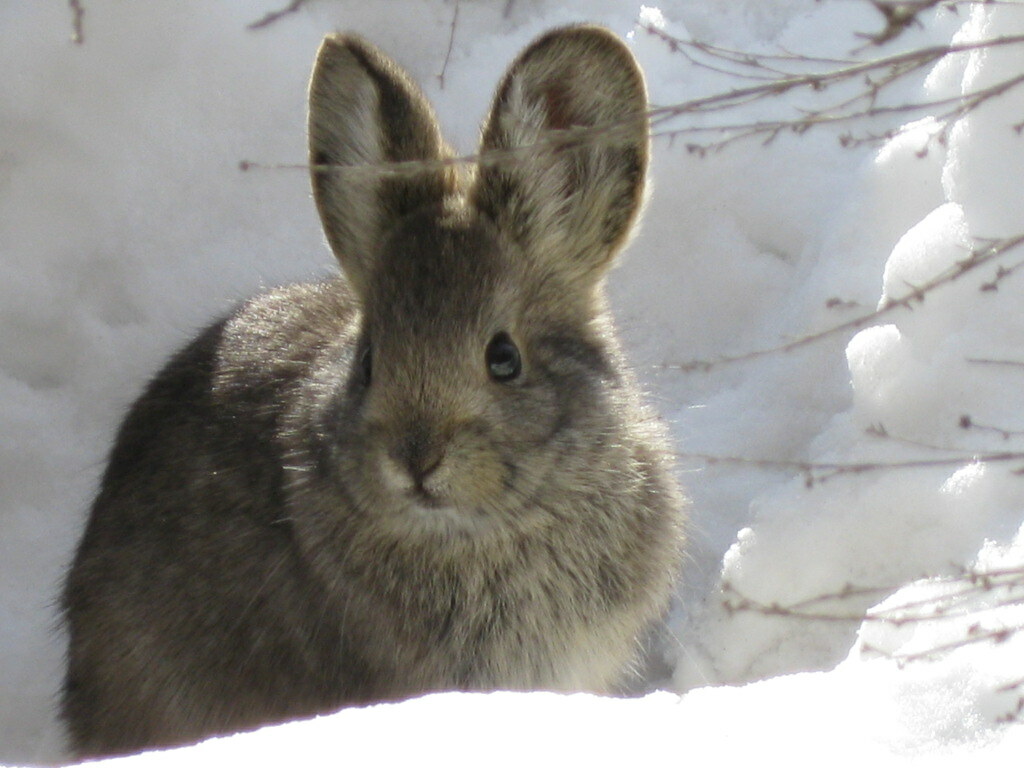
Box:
60;25;686;758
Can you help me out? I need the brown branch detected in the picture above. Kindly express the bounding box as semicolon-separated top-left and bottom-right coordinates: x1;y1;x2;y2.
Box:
967;358;1024;369
998;677;1024;693
240;109;652;178
722;566;1024;664
863;422;982;454
656;233;1024;374
959;414;1024;440
980;254;1024;291
643;29;1024;112
653;65;1024;154
248;0;309;31
642;24;1024;152
437;0;461;89
861;627;1013;664
68;0;85;44
241;27;1024;181
674;448;1024;486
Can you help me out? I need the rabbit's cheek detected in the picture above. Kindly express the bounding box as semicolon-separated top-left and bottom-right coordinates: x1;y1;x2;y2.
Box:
375;448;422;497
446;442;510;509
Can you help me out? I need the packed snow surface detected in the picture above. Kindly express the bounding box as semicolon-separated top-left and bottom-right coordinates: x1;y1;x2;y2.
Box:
2;0;1023;764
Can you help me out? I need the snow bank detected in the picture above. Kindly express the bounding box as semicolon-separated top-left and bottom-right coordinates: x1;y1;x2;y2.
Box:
668;0;1024;749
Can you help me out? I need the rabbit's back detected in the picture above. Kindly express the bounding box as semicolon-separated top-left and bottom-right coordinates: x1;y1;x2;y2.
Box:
62;282;365;753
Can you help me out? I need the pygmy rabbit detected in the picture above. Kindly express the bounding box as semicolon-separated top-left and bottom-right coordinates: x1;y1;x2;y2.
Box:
61;25;686;758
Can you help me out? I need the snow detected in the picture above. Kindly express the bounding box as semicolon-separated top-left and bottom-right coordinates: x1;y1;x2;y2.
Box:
2;0;1023;765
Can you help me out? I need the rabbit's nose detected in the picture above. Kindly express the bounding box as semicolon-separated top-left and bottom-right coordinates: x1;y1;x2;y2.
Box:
394;428;446;490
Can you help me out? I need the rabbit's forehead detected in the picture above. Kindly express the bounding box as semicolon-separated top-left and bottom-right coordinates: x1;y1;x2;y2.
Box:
367;214;519;328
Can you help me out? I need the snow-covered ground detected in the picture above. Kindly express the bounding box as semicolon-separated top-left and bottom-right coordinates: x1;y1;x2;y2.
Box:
2;0;1023;764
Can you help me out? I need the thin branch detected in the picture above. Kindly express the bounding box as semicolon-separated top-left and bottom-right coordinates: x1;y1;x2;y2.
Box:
658;69;1024;155
656;233;1024;374
242;30;1024;181
959;414;1024;440
643;24;853;76
860;628;1012;664
642;26;1024;152
674;448;1024;486
980;254;1024;291
644;30;1024;110
722;566;1024;665
863;422;981;454
437;0;461;89
240;109;651;178
998;677;1024;693
967;358;1024;369
248;0;309;31
68;0;85;44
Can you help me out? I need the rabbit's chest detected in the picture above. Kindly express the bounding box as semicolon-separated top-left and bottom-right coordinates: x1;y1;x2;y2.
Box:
336;544;637;693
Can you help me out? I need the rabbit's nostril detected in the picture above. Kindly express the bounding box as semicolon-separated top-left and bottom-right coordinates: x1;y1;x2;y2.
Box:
394;427;445;487
385;441;449;509
410;454;442;488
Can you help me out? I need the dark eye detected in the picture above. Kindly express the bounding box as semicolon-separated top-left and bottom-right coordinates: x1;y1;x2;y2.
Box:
486;332;521;382
359;344;372;386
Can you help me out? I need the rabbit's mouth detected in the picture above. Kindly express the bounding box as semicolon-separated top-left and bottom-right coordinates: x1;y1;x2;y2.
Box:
405;485;452;512
395;489;508;537
374;461;513;535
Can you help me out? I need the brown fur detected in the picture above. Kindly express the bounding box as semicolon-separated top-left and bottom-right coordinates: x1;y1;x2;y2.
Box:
61;26;686;758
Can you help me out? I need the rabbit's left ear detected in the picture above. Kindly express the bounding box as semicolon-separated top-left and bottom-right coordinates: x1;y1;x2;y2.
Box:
471;26;649;286
308;34;457;295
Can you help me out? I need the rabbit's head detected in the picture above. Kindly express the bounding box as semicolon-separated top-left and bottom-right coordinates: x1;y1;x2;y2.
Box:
305;27;652;538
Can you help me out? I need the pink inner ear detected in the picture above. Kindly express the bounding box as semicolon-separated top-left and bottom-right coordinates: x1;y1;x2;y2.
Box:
543;83;579;131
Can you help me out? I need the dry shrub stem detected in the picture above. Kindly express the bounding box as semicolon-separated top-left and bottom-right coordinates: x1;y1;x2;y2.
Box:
248;0;310;31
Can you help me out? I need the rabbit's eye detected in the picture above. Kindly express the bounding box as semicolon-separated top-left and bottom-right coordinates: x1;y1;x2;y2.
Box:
359;344;372;386
486;332;521;382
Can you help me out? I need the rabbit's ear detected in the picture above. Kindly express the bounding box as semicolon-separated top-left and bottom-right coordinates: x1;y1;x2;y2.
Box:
472;26;649;287
308;35;456;293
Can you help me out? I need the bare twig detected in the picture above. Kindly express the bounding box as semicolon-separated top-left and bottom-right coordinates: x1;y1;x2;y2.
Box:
723;565;1024;625
967;358;1024;369
642;25;1024;152
677;418;1024;491
644;28;1024;104
723;564;1024;670
959;414;1024;440
68;0;85;44
437;0;461;89
674;447;1024;486
241;25;1024;183
864;626;1016;664
722;580;894;622
863;423;975;454
980;254;1024;291
240;108;652;178
656;233;1024;374
248;0;309;31
998;677;1024;693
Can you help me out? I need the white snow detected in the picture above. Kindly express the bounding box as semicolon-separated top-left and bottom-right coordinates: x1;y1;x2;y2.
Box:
2;0;1023;765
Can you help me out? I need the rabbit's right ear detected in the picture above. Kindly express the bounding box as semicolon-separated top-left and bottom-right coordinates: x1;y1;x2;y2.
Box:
471;26;649;293
308;35;456;294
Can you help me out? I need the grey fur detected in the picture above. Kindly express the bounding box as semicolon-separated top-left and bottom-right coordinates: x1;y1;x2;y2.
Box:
61;26;686;758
